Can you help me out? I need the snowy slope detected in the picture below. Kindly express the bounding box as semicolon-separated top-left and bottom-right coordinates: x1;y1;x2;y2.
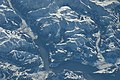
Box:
0;0;120;80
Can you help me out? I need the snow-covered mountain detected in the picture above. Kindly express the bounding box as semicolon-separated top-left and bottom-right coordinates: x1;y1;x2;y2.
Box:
0;0;120;80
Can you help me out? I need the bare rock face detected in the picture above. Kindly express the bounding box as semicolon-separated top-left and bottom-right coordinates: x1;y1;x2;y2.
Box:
0;0;120;80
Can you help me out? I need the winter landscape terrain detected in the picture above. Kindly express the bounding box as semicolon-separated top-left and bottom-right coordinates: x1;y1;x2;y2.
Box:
0;0;120;80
